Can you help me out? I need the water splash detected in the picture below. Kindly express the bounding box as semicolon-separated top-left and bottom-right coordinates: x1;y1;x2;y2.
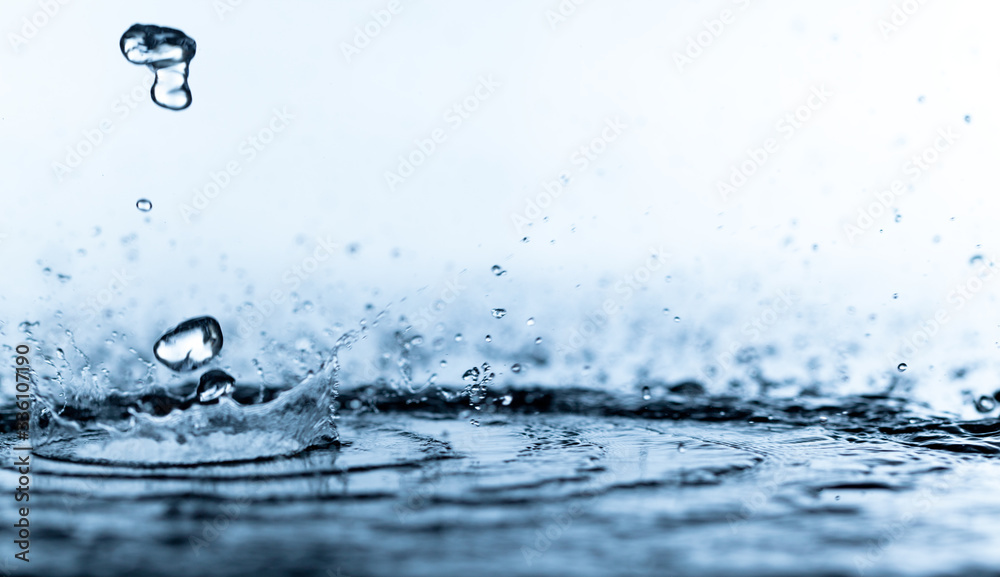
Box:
119;24;196;110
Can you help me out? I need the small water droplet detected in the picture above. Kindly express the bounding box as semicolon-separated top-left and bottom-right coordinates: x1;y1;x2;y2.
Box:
641;386;651;401
484;335;492;342
534;337;542;345
462;367;480;382
440;359;448;367
491;265;506;276
673;316;681;323
454;333;463;342
491;308;507;319
153;316;223;372
502;393;513;406
196;369;235;403
511;363;522;373
662;308;670;315
120;24;197;110
470;418;480;426
964;115;972;124
897;363;907;372
975;395;996;413
136;198;153;212
892;293;898;300
526;317;535;326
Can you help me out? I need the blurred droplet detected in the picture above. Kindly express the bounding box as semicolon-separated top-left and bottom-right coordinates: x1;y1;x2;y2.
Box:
897;363;907;372
136;198;153;212
491;308;506;319
511;363;522;373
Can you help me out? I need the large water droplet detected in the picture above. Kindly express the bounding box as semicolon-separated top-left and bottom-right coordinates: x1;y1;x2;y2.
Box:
136;198;153;212
197;369;235;403
120;24;197;110
153;316;223;371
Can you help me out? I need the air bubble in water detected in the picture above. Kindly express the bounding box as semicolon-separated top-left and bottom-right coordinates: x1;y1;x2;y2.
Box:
153;316;223;372
897;363;907;372
136;199;153;212
197;369;235;403
120;24;197;110
491;308;506;319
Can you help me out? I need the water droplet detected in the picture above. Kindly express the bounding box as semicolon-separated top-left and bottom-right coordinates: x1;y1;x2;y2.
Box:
502;394;513;406
440;359;448;367
662;308;670;315
526;317;535;326
196;369;235;403
975;395;996;413
521;237;529;243
894;213;901;223
673;316;681;323
462;367;480;382
964;115;972;124
153;316;223;372
892;293;898;300
470;418;480;426
491;265;506;276
897;363;907;372
534;337;542;344
641;386;651;401
491;308;507;319
136;198;153;212
454;333;463;342
484;335;492;343
120;24;197;110
511;363;522;373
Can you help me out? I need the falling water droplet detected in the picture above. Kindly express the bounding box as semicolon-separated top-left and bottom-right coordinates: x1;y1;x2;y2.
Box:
526;317;535;326
491;265;506;276
511;363;522;373
484;335;492;343
196;369;235;403
673;316;681;323
440;359;448;367
897;363;907;372
153;316;223;371
462;367;480;382
491;308;507;319
136;198;153;212
120;23;197;110
454;333;463;342
534;337;542;345
641;386;651;401
502;393;513;406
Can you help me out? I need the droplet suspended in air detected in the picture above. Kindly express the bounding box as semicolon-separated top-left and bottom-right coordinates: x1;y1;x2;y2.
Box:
534;337;542;345
641;386;651;401
491;308;506;319
974;395;996;413
197;369;235;403
136;198;153;212
120;24;197;110
897;363;907;372
526;317;535;326
491;265;506;276
153;316;223;371
511;363;522;373
484;335;492;343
